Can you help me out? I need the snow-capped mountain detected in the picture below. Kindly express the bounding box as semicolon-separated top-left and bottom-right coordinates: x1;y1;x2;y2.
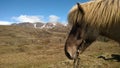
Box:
12;22;67;29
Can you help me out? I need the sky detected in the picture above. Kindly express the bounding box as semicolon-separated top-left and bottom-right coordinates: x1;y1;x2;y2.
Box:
0;0;89;25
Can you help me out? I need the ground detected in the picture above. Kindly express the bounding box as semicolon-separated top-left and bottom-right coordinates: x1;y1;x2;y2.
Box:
0;26;120;68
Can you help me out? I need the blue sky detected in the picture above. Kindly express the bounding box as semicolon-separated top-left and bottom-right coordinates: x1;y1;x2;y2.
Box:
0;0;89;25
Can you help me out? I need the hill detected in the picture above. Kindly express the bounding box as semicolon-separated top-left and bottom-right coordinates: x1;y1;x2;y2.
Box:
0;25;120;68
0;25;68;46
12;22;67;29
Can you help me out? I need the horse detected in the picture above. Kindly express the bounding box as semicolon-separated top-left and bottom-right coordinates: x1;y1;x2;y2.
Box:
65;0;120;60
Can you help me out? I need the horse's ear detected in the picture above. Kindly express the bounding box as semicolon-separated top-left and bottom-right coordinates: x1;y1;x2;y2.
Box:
77;3;85;15
74;3;85;25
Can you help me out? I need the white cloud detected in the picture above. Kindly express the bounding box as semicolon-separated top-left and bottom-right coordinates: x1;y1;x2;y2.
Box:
12;15;45;23
11;15;61;23
49;15;60;22
0;21;11;25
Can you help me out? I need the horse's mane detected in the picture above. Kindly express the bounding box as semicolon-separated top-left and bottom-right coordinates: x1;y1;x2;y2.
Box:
68;0;120;29
68;1;93;25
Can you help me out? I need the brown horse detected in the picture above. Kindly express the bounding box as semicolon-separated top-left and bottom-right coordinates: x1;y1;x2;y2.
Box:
65;0;120;60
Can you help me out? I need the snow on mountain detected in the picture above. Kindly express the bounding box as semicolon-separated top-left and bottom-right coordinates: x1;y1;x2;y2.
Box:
11;22;67;29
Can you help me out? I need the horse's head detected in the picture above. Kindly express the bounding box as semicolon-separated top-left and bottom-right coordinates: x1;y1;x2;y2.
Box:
65;3;98;60
64;23;85;60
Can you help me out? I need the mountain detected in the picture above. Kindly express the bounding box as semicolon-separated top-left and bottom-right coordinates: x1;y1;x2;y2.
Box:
41;22;55;28
12;22;67;29
35;22;44;28
12;22;34;28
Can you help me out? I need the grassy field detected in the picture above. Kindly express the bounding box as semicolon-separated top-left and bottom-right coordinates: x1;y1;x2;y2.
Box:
0;26;120;68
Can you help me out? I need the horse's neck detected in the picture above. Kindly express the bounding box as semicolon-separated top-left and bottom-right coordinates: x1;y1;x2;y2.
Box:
100;24;120;43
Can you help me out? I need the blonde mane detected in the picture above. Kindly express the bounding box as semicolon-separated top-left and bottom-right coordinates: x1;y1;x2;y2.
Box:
68;0;120;29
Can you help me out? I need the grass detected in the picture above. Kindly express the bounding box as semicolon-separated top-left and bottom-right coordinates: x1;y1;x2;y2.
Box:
0;25;120;68
0;44;66;68
0;25;68;68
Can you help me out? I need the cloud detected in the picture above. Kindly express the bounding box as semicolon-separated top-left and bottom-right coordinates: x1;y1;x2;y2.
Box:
11;15;61;23
0;21;11;25
49;15;60;22
12;15;45;23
